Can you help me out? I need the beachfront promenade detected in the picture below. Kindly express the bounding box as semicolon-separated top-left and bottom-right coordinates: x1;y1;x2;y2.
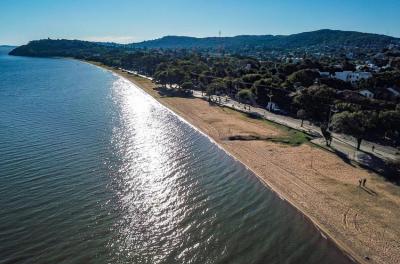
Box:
121;68;399;167
191;91;399;166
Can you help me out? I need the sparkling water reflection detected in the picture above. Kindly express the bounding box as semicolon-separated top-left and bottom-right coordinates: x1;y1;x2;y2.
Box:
0;48;353;263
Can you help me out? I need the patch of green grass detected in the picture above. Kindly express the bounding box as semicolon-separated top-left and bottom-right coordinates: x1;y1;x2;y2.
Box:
270;129;311;146
222;106;311;146
260;119;311;146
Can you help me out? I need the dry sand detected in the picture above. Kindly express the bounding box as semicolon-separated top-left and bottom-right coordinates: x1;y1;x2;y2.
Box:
91;62;400;264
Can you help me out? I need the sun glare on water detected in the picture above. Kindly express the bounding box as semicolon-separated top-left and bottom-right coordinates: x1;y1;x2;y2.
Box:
108;77;195;259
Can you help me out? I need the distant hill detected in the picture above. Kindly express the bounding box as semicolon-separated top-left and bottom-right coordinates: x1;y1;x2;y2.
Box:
9;39;115;57
128;35;276;49
10;29;400;57
129;29;399;50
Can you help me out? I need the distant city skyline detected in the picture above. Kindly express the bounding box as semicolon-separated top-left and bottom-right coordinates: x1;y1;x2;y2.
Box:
1;0;400;45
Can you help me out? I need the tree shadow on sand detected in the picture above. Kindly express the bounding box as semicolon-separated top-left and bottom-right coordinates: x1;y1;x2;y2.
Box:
356;152;400;185
331;148;357;167
155;86;195;98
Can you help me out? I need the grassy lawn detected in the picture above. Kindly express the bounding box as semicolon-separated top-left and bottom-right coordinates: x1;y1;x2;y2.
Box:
238;110;312;146
264;120;311;146
270;129;311;146
222;107;312;146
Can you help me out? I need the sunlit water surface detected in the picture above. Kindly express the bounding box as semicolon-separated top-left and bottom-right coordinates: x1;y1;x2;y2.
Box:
0;47;353;263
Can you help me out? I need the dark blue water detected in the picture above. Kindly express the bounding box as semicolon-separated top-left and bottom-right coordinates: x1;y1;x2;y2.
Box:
0;47;353;264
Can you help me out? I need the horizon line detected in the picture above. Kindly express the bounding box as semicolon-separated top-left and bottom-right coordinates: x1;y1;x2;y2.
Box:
4;28;399;46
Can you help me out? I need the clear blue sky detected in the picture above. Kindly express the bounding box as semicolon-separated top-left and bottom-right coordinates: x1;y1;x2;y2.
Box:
1;0;400;45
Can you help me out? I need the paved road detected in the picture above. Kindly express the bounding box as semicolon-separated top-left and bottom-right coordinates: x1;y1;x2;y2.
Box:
192;91;399;162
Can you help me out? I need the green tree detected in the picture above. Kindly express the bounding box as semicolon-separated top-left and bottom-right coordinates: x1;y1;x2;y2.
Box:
332;111;375;150
320;123;332;146
207;79;226;95
287;69;320;87
297;109;307;127
237;89;254;104
342;59;356;71
241;74;262;84
153;70;168;87
251;79;270;106
293;85;336;122
320;77;352;91
181;81;193;91
378;110;400;142
170;68;186;88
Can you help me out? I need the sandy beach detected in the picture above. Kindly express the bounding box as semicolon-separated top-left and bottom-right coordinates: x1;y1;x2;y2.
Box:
90;62;400;264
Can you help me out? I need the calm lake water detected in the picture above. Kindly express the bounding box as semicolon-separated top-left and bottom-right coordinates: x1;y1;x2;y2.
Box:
0;47;353;264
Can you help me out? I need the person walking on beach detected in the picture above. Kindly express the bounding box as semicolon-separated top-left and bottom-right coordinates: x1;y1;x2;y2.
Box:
358;179;362;187
372;145;375;152
363;178;367;187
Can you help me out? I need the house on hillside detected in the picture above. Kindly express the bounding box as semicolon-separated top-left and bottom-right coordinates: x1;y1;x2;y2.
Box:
359;89;374;99
318;71;372;84
356;63;380;72
333;71;372;84
285;57;302;64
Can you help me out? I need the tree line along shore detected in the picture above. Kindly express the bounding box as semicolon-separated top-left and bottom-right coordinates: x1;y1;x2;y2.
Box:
11;36;400;180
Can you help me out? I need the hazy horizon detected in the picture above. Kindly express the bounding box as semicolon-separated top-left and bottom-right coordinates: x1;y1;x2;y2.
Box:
2;28;400;47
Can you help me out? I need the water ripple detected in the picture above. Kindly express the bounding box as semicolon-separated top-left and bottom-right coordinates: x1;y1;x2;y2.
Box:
0;51;352;264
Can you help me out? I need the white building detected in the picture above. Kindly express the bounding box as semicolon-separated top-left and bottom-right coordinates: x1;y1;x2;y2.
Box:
356;64;380;72
266;102;280;112
332;71;372;84
284;57;302;64
359;89;374;98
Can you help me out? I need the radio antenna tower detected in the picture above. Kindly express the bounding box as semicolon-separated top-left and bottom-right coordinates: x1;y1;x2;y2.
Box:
218;30;224;56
